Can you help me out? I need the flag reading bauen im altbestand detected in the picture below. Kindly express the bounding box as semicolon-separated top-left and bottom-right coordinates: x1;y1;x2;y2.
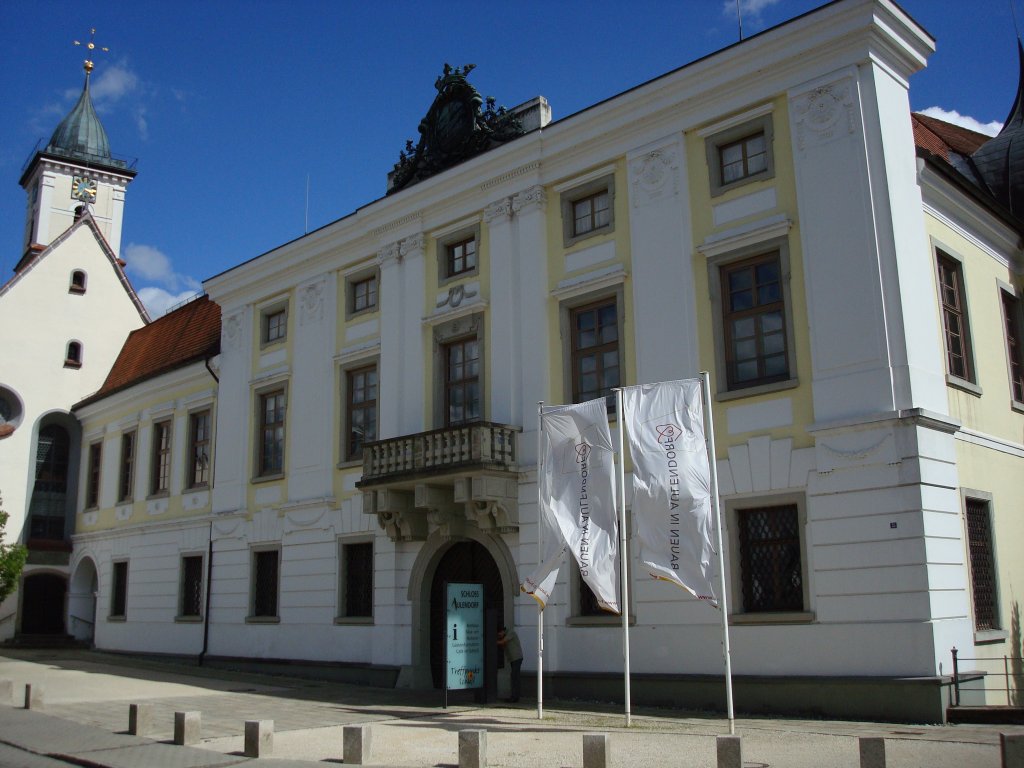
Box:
621;380;717;605
521;398;620;613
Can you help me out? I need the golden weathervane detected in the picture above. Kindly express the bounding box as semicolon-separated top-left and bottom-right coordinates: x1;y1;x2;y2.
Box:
73;28;109;75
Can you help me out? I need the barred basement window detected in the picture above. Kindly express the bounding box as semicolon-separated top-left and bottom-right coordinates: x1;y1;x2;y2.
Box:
965;498;999;631
110;560;128;619
737;503;803;612
179;555;204;618
340;541;373;619
250;548;280;619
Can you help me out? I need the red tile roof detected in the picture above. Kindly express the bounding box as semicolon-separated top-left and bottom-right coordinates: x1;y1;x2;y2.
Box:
76;294;220;408
912;112;990;161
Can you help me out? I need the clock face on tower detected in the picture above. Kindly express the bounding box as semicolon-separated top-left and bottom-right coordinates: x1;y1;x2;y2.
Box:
72;176;97;202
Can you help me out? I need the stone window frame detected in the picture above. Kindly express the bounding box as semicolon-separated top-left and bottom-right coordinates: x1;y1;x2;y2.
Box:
247;545;282;623
702;108;775;197
345;266;380;320
149;419;173;498
336;535;374;624
960;489;1006;643
706;234;798;400
109;559;129;621
258;299;289;349
432;313;485;429
725;492;813;624
340;358;379;464
558;169;616;249
117;430;137;503
176;552;205;622
933;245;980;395
997;280;1024;411
435;219;481;286
253;383;288;481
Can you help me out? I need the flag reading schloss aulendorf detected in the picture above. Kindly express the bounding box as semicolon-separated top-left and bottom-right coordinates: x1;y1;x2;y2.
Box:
622;380;717;605
521;398;620;613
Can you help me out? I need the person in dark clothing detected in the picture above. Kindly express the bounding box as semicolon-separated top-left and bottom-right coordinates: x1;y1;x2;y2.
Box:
497;625;523;703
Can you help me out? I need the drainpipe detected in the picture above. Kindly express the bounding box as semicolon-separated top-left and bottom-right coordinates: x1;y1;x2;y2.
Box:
198;519;213;666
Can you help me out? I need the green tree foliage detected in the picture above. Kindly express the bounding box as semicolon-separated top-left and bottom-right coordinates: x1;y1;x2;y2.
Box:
0;492;28;602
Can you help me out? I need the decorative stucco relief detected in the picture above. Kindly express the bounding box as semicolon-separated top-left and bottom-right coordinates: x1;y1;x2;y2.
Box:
377;241;401;266
792;78;857;150
298;277;325;326
223;311;242;350
629;146;679;206
484;197;513;224
512;185;546;214
436;282;479;310
400;233;426;259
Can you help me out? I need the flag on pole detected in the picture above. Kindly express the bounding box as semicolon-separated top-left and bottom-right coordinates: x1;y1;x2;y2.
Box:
621;379;717;604
521;398;620;613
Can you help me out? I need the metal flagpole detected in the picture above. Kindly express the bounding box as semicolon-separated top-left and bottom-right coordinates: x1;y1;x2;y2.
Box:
616;388;632;727
700;372;735;734
536;401;544;721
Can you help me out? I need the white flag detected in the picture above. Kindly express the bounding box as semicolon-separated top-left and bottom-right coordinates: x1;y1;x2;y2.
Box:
622;380;717;605
521;398;620;613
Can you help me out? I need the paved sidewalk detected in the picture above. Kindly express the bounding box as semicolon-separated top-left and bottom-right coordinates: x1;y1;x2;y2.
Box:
1;648;1021;767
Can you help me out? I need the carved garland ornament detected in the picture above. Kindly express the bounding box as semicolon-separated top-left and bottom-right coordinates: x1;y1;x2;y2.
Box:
793;79;856;150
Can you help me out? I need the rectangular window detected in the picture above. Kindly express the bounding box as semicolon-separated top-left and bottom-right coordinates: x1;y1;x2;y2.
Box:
86;441;102;508
345;365;378;460
150;421;172;495
118;431;136;502
339;540;373;619
110;560;128;618
737;503;803;613
1002;290;1024;403
352;275;378;314
179;555;204;618
262;307;287;345
560;173;616;247
187;410;212;488
720;131;768;185
572;190;610;238
937;252;974;382
444;337;481;425
446;237;477;277
570;298;620;405
258;390;286;477
251;548;280;619
965;498;999;631
721;253;788;389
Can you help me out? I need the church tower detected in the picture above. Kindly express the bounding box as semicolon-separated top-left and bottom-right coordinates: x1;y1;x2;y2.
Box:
16;30;137;269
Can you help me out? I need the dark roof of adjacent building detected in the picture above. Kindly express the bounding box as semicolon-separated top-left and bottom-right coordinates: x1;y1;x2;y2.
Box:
971;41;1024;219
75;294;221;409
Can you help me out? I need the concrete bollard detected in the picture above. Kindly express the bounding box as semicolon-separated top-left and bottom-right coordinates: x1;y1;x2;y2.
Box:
129;703;154;736
860;737;886;768
244;719;273;758
173;711;201;746
0;679;12;705
583;732;611;768
343;724;373;765
459;728;487;768
1003;734;1024;768
716;735;743;768
23;684;44;710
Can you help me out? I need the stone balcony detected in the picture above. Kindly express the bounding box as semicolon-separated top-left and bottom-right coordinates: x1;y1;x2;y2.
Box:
358;422;521;541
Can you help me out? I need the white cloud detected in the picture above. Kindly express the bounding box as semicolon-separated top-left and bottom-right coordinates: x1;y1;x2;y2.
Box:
90;63;140;104
123;243;201;317
137;287;201;319
919;107;1002;137
721;0;784;19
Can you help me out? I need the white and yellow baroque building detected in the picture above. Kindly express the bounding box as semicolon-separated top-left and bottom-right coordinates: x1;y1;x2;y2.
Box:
67;0;1022;721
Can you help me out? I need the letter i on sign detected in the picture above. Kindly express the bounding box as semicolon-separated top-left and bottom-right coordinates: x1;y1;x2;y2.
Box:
452;624;457;641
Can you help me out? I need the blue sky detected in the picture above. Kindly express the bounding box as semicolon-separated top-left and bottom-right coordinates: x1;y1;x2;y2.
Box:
0;0;1018;317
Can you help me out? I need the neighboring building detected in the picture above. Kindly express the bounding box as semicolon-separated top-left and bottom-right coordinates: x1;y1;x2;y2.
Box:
65;0;1022;722
0;54;148;640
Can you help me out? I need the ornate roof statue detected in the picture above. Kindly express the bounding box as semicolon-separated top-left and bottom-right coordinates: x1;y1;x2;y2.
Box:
388;64;525;194
971;41;1024;219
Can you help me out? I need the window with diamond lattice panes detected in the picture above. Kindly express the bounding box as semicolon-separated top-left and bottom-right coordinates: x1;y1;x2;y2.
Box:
251;549;280;618
965;498;998;631
737;504;803;612
110;561;128;618
341;541;373;618
180;555;203;618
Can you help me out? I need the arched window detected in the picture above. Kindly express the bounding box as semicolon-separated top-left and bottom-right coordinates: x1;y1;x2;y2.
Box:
29;424;70;540
65;341;83;368
69;270;87;294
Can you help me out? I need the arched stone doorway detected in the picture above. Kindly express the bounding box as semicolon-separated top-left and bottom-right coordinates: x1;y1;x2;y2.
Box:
19;573;66;635
407;529;519;690
68;557;98;644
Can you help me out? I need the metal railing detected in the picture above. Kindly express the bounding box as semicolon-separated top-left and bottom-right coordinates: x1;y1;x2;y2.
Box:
951;646;1023;707
361;422;519;485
